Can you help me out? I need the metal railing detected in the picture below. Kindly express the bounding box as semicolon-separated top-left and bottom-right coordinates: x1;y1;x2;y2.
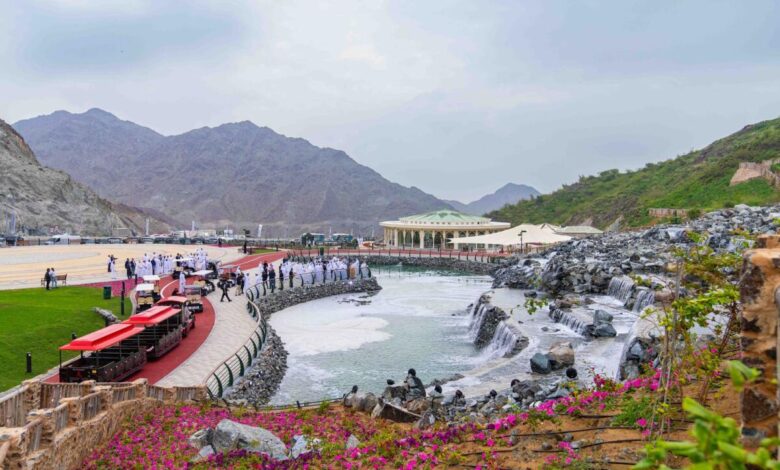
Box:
205;299;267;399
287;247;507;264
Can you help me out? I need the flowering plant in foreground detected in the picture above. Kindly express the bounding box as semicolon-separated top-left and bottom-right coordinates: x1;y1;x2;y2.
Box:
84;373;664;469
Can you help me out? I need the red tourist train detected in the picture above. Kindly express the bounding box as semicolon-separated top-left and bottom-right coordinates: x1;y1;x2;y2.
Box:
58;296;196;383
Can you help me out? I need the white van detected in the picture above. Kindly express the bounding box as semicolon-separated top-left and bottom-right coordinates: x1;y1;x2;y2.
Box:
46;234;82;245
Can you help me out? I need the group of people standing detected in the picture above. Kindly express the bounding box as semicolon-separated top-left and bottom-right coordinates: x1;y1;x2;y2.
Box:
43;267;58;290
121;250;209;280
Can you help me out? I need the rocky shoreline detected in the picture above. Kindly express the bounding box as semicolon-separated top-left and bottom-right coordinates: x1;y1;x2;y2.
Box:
225;204;778;415
225;278;383;405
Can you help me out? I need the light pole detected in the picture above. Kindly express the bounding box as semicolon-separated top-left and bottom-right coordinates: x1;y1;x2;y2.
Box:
518;229;527;254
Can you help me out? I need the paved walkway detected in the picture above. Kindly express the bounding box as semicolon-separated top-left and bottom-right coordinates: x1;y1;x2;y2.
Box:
156;252;285;386
0;244;246;290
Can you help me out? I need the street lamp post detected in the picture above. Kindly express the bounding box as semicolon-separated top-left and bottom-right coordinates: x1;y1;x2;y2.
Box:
518;230;527;254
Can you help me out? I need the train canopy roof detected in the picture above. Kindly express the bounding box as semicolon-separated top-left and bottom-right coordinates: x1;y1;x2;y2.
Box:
60;323;145;351
123;306;178;326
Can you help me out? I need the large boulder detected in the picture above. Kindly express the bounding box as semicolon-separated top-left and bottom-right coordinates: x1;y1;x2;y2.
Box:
530;352;552;374
592;322;617;337
548;342;575;369
188;428;213;450
212;419;288;461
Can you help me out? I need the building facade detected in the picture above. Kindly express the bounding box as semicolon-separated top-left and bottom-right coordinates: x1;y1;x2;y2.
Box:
380;210;510;249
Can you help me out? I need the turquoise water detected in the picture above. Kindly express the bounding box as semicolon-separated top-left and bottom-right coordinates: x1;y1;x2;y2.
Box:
268;268;492;404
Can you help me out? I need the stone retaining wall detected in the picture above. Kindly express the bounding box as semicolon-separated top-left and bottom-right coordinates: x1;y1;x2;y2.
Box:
739;234;780;445
0;379;207;469
364;255;498;275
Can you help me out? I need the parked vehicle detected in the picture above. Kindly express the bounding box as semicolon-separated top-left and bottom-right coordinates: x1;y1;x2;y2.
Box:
123;306;184;359
183;285;204;313
190;270;216;294
45;234;82;245
173;257;195;277
59;323;147;383
155;296;195;336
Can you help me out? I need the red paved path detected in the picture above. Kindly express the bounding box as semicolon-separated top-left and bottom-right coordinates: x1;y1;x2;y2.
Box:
48;251;287;385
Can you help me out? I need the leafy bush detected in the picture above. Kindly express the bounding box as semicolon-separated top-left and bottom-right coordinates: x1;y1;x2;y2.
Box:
636;362;779;470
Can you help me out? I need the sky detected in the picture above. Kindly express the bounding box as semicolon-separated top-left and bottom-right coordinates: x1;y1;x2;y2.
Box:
2;0;780;202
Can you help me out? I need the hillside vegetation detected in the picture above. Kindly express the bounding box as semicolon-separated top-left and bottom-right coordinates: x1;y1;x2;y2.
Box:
489;117;780;228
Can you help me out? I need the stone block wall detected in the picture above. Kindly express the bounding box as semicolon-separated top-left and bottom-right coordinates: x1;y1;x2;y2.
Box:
739;234;780;444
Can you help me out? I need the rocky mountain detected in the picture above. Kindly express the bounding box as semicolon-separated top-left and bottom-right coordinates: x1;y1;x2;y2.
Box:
0;118;168;236
14;109;452;235
489;116;780;228
445;183;540;215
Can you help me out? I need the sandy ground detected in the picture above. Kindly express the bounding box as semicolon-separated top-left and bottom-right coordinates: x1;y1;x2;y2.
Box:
0;244;246;290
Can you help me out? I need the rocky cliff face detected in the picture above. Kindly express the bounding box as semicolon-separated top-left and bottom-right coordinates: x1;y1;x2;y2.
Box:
14;109;452;234
0;118;166;236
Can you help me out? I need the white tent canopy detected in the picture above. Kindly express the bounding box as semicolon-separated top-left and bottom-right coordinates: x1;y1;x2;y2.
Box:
449;224;572;247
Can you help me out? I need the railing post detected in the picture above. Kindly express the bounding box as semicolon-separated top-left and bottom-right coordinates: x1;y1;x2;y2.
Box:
225;363;234;387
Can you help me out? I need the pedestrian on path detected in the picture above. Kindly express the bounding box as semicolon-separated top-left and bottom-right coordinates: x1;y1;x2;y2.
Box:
278;265;284;291
218;279;232;302
44;268;51;290
269;268;276;293
51;268;58;288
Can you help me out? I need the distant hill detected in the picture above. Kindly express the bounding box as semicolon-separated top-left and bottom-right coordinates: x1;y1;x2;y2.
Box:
488;117;780;229
445;183;540;215
0;117;168;236
14;109;452;235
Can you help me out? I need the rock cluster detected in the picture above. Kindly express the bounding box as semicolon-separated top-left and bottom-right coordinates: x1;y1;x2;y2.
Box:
92;307;118;324
225;326;288;405
492;205;780;297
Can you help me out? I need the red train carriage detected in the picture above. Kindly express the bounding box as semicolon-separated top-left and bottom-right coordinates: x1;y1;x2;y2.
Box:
59;323;147;383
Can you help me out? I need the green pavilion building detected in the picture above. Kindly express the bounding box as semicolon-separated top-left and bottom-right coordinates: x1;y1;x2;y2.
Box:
380;209;510;249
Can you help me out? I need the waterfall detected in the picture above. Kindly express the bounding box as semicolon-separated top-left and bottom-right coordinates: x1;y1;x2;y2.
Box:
607;276;635;303
548;308;591;335
468;304;488;341
633;288;655;313
480;321;520;359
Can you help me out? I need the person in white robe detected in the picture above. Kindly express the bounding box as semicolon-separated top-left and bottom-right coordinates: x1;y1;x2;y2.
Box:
178;270;186;294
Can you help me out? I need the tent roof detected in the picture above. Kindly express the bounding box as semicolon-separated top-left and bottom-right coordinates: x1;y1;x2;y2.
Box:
450;224;572;246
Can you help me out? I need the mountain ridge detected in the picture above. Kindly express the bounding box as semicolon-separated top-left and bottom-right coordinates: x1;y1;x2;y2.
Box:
0;117;169;236
488;116;780;229
13;109;453;235
445;183;540;215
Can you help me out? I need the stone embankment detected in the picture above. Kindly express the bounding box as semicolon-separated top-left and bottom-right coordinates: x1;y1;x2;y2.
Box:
226;278;382;405
364;255;498;275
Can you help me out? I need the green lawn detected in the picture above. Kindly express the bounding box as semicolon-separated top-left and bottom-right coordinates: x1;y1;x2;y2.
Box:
0;286;131;391
250;248;278;255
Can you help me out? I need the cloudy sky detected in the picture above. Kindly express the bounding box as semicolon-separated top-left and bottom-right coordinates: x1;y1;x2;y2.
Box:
2;0;780;202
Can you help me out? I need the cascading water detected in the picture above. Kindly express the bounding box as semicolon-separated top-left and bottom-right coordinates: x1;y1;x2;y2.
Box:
548;308;591;335
480;321;521;359
468;303;488;341
607;276;635;303
633;288;655;312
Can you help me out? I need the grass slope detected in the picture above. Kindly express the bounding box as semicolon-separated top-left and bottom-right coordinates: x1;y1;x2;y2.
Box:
489;117;780;228
0;286;131;391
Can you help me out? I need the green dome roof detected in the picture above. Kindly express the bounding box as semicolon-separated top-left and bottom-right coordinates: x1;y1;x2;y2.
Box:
400;209;490;223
